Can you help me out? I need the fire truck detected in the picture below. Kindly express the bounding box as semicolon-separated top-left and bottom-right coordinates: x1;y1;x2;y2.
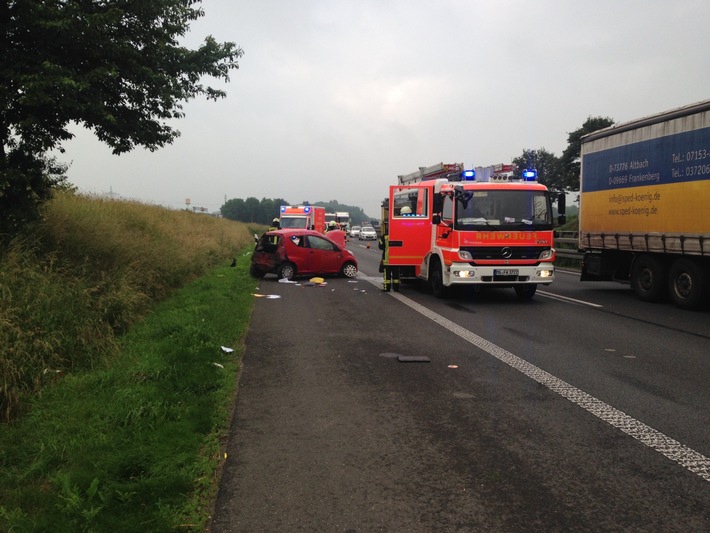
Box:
279;205;326;233
383;162;557;298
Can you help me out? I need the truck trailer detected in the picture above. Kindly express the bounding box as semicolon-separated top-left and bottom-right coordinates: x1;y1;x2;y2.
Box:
579;99;710;309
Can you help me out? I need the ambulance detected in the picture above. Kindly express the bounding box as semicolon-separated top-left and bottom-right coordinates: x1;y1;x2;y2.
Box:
383;163;557;299
279;205;326;234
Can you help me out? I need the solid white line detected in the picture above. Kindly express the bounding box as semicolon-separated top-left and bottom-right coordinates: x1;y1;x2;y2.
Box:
537;290;603;308
362;275;710;482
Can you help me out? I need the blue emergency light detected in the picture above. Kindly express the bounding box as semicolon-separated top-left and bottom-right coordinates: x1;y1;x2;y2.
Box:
303;206;311;213
280;206;286;212
461;169;476;180
522;168;537;181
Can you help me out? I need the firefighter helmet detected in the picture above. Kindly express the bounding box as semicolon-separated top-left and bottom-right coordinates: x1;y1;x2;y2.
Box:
400;206;412;214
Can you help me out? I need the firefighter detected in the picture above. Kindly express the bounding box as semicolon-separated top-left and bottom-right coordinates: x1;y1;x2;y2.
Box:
378;219;399;292
269;218;281;231
326;220;346;248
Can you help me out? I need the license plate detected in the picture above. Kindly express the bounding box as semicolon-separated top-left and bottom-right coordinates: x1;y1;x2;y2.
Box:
494;269;519;276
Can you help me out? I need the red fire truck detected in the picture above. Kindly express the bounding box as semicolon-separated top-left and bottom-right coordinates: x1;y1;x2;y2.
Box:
383;163;557;299
279;205;326;234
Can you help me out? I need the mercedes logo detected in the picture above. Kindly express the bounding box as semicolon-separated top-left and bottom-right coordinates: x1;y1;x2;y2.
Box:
501;247;513;259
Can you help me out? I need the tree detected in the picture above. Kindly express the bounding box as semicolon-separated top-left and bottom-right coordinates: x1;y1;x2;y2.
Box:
512;148;564;193
0;0;243;236
559;116;615;191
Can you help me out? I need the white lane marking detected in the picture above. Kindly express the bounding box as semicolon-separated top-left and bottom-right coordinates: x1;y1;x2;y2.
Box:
361;275;710;482
537;290;603;308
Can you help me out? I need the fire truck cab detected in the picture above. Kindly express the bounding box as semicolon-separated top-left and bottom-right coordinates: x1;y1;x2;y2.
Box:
385;165;556;298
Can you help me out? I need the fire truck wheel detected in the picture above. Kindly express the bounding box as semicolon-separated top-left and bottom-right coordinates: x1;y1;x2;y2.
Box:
514;284;537;299
277;262;296;280
340;261;358;278
429;258;448;298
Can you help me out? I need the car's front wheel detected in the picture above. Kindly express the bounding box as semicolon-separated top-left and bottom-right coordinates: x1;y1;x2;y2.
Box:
277;262;296;280
340;261;358;278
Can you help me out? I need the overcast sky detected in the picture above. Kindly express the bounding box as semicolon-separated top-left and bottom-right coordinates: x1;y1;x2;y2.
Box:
61;0;710;218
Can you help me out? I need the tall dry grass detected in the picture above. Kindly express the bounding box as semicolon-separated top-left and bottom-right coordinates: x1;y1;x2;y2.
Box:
0;192;253;422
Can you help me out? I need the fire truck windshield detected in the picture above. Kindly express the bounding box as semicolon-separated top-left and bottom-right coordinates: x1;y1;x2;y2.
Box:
280;217;307;229
454;190;552;230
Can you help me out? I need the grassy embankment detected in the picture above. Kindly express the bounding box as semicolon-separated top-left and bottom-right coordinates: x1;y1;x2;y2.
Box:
0;192;259;531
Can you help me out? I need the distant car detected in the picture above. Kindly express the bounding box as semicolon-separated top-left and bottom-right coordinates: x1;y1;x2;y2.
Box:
250;229;358;280
349;225;361;238
359;226;377;241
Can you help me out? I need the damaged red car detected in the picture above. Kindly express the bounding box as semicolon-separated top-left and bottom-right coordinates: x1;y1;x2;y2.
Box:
250;229;358;280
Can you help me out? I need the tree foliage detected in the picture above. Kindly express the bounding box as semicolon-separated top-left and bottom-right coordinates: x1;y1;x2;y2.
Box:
512;116;615;194
0;0;243;236
559;116;615;191
221;197;288;224
220;197;371;225
513;148;563;192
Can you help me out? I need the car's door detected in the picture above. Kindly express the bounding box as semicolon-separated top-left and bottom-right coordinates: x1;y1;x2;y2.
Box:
283;233;310;272
304;234;343;274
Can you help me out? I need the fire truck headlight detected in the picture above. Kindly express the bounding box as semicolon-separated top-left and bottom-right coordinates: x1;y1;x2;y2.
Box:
538;269;554;278
538;249;554;260
459;250;473;260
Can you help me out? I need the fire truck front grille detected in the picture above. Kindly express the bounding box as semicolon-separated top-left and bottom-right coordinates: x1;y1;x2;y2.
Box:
461;246;548;261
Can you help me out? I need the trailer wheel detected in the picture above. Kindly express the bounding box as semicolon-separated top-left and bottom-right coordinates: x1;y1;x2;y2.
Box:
277;262;296;280
668;258;706;309
514;284;537;299
429;257;448;298
631;255;667;302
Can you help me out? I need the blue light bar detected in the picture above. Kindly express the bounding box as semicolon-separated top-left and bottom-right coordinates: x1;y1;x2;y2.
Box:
304;206;311;213
280;206;286;212
522;168;537;181
461;169;476;180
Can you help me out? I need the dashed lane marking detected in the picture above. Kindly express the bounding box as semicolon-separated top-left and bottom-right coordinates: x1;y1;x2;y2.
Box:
361;275;710;482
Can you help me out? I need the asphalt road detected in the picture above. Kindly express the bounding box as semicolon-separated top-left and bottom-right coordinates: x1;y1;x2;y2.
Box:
210;242;710;532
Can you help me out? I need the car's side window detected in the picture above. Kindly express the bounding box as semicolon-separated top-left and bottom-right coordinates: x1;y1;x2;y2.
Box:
307;235;336;251
290;235;305;247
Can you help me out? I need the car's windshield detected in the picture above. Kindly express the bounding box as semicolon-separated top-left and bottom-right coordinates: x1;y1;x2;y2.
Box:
455;190;552;230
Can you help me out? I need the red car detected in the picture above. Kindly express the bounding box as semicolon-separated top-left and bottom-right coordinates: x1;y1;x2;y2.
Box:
250;229;358;280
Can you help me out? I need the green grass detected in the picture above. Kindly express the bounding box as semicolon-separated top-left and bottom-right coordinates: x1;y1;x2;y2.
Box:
0;259;255;531
0;192;261;530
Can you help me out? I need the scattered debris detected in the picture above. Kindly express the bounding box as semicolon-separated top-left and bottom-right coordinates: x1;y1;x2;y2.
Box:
221;346;234;354
397;355;431;363
252;294;282;299
448;364;459;369
212;362;224;369
278;278;297;283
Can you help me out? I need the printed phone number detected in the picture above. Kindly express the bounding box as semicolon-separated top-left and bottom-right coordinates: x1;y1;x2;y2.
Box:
682;164;710;177
672;149;710;163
